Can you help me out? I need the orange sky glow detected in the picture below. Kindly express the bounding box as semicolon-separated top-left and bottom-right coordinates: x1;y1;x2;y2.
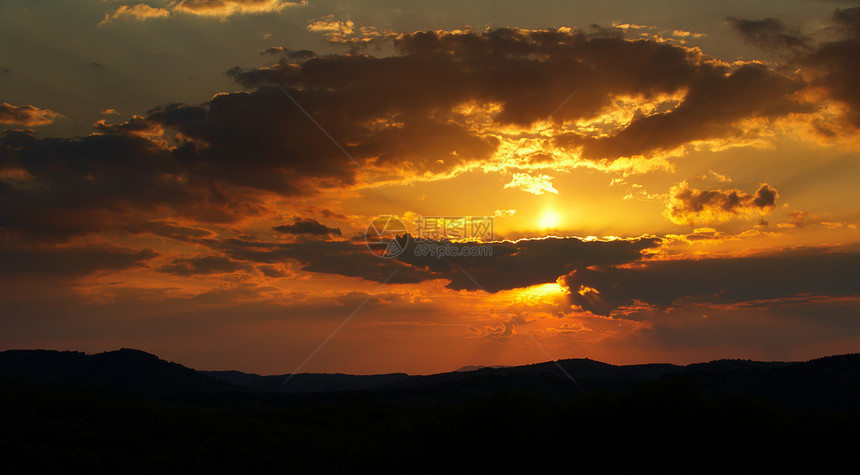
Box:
1;0;859;374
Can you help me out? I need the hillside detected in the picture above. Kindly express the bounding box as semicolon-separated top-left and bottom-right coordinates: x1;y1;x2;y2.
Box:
2;348;859;411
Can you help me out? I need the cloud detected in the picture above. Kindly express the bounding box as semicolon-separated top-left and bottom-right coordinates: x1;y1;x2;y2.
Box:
0;127;269;241
805;7;860;132
273;218;341;236
558;64;808;160
560;249;860;317
504;173;558;195
664;182;778;226
785;210;809;228
400;236;661;292
101;4;171;23
307;16;355;37
123;221;215;241
94;115;165;139
173;0;302;18
158;255;251;276
726;17;811;55
729;8;860;135
212;234;660;292
256;264;289;278
0;103;60;126
231;27;814;168
103;0;302;23
0;245;156;278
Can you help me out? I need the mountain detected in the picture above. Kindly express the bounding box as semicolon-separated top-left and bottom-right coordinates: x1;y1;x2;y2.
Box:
454;365;511;372
2;348;859;411
0;348;239;396
4;349;859;473
203;369;411;393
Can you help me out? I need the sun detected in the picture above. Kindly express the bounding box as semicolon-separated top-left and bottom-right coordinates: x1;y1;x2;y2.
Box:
539;210;560;229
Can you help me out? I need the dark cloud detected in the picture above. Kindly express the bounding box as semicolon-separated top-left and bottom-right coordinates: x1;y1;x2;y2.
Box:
0;128;265;241
560;249;860;317
726;17;811;55
142;91;371;195
123;221;215;241
0;245;156;278
142;86;497;194
788;210;809;228
729;7;860;132
257;264;289;278
319;209;347;220
212;235;661;292
273;218;341;236
560;64;808;159
93;115;162;137
158;255;251;276
0;129;183;241
832;7;860;38
399;236;661;292
665;182;778;226
805;7;860;130
233;28;809;162
0;102;60;126
212;237;432;285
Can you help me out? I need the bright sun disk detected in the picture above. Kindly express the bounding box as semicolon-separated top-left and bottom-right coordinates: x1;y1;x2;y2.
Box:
539;210;560;229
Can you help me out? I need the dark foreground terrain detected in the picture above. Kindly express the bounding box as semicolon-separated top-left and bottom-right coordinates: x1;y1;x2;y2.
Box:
2;349;859;473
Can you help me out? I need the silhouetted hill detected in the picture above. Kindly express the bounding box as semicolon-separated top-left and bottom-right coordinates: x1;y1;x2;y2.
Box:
454;364;510;372
0;348;239;395
675;354;860;412
203;354;860;411
4;364;859;473
204;370;411;393
2;348;859;411
4;348;860;472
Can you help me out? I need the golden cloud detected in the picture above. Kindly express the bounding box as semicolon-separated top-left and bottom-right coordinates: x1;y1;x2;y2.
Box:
503;173;559;195
103;0;303;23
0;102;61;126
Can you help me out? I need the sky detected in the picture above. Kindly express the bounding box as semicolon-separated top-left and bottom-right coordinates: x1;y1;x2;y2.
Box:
1;0;859;375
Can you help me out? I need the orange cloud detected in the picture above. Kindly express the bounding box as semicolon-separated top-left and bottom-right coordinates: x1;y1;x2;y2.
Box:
174;0;303;18
307;16;354;36
101;4;171;23
503;173;558;195
103;0;303;23
0;102;60;126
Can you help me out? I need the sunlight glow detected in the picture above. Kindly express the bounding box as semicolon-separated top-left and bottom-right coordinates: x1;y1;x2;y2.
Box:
539;210;561;229
516;282;565;300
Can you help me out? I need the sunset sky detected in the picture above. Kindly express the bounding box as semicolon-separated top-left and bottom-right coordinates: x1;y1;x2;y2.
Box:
2;0;859;375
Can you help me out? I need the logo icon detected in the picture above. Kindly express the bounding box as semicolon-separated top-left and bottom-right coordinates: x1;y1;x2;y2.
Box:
365;215;409;258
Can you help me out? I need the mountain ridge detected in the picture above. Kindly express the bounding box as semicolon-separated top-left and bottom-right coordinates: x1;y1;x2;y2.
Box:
2;348;858;411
